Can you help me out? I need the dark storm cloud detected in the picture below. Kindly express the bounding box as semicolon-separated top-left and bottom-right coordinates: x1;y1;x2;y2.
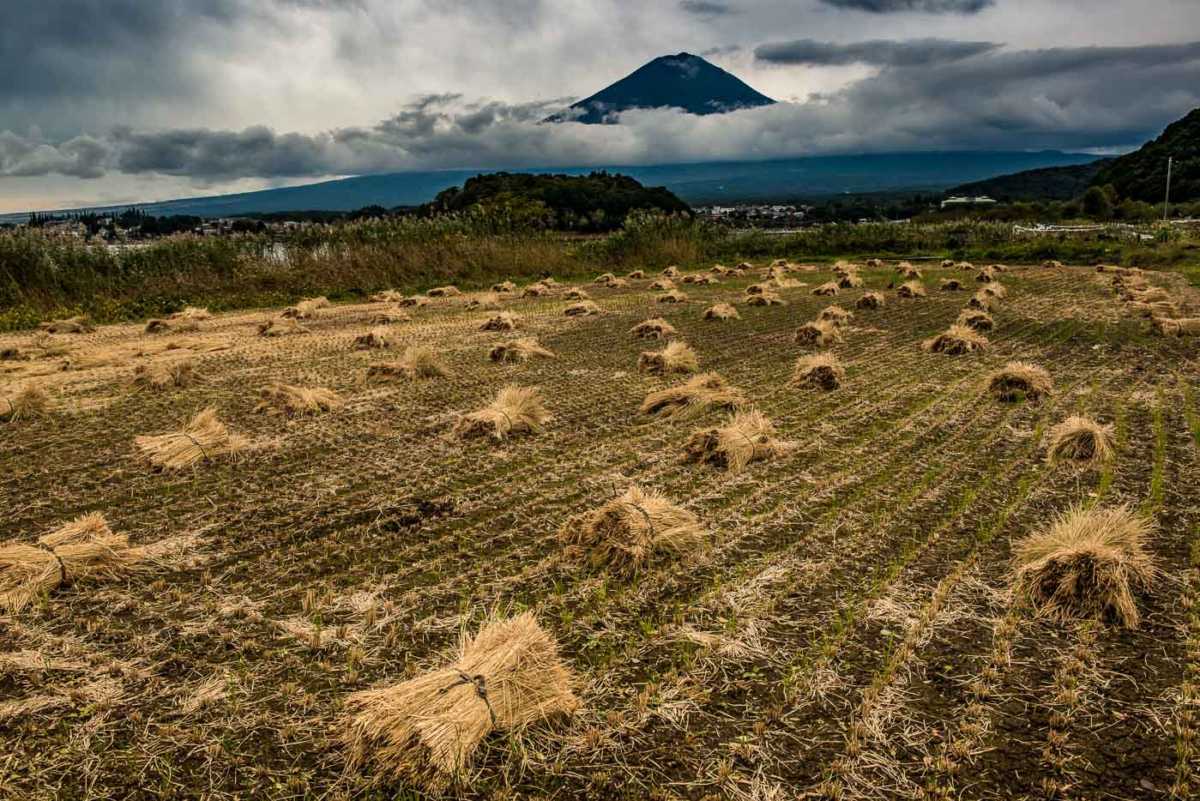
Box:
680;1;736;16
819;0;994;12
4;42;1199;183
755;38;999;67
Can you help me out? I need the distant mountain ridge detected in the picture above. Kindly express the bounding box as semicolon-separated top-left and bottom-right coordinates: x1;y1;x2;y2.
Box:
2;151;1105;222
547;52;775;124
947;159;1110;202
1092;108;1199;202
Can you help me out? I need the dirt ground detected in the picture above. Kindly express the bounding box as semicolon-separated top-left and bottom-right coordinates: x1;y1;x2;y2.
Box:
1;261;1198;800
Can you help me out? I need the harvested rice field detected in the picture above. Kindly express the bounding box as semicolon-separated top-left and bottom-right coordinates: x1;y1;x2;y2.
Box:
3;261;1200;800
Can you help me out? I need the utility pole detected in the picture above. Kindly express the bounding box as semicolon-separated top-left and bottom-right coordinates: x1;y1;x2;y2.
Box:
1164;156;1173;222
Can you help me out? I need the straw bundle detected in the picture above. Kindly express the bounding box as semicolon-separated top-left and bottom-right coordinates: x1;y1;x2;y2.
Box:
464;294;501;311
1127;301;1177;319
704;303;740;321
170;306;212;321
1;384;49;421
794;320;843;347
1012;505;1154;628
255;383;343;416
1155;317;1200;337
492;281;517;293
837;273;864;289
657;290;688;304
988;263;1007;272
980;282;1007;299
489;338;555;363
627;269;646;279
400;296;430;307
542;278;560;287
39;316;93;334
353;328;394;350
563;288;590;301
370;289;405;303
899;266;923;280
832;260;857;276
941;259;956;269
134;407;248;470
0;514;147;614
368;346;449;380
559;485;706;573
649;279;676;291
1043;260;1064;269
593;272;617;285
131;360;196;391
343;611;578;791
662;265;680;277
1046;416;1114;466
856;291;885;310
1130;287;1171;304
975;267;997;283
956;261;975;271
453;385;549;440
813;282;840;296
146;318;199;335
897;281;926;298
746;292;784;306
987;362;1052;402
939;278;964;291
480;312;521;332
923;325;988;355
638;341;699;375
817;305;853;327
606;277;629;288
369;311;410;325
630;318;677;339
685;274;718;286
682;410;794;472
258;317;309;337
967;291;996;311
745;283;771;295
427;286;462;298
640;372;745;419
564;301;601;316
282;300;322;320
791;351;846;390
956;308;994;332
865;258;884;269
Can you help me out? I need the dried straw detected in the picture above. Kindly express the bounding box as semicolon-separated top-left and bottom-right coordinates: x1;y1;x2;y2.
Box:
593;272;617;285
638;341;699;375
657;290;688;304
746;292;784;306
939;278;964;291
353;328;394;350
1046;416;1115;466
791;351;846;390
794;320;842;347
258;317;309;337
489;338;556;363
400;296;430;308
1;384;49;421
923;324;988;355
627;270;646;279
649;279;675;291
39;316;94;334
837;273;864;289
368;346;449;380
967;291;997;311
1012;505;1154;628
704;303;740;321
897;280;926;298
369;289;405;303
956;308;994;332
171;306;212;321
1155;317;1200;337
559;485;706;573
427;286;462;298
856;291;885;310
987;361;1052;402
630;318;677;339
492;281;517;293
0;514;148;614
564;301;601;317
131;360;197;391
134;407;249;470
817;305;853;327
282;300;322;320
343;611;578;791
640;372;745;419
254;384;343;416
480;312;521;332
682;410;794;472
145;318;199;335
563;288;591;301
453;385;549;440
980;282;1007;299
813;282;840;296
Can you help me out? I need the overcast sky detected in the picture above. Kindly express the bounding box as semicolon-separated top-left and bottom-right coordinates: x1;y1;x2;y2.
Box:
2;0;1199;213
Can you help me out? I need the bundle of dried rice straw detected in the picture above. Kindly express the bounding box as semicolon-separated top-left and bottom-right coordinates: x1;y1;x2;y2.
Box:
131;360;196;391
145;318;199;335
704;303;740;321
657;290;688;304
630;318;677;339
1012;504;1154;628
987;362;1052;402
480;312;521;332
489;338;555;363
343;611;579;791
171;306;212;321
254;384;343;416
638;341;699;375
791;352;846;390
1;384;49;421
258;317;309;337
134;407;249;469
1046;416;1115;466
367;346;449;380
817;305;852;327
0;513;147;614
39;316;94;334
682;410;794;472
897;281;926;298
956;308;994;332
746;292;783;306
923;325;988;355
453;385;549;440
813;282;840;296
353;328;394;350
563;288;590;301
369;289;405;303
491;281;517;293
640;372;745;419
427;286;462;298
558;485;707;573
794;320;842;347
856;291;885;310
564;301;601;317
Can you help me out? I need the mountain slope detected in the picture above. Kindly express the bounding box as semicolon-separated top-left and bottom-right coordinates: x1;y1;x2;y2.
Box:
1091;108;1200;202
947;159;1109;202
548;52;774;124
